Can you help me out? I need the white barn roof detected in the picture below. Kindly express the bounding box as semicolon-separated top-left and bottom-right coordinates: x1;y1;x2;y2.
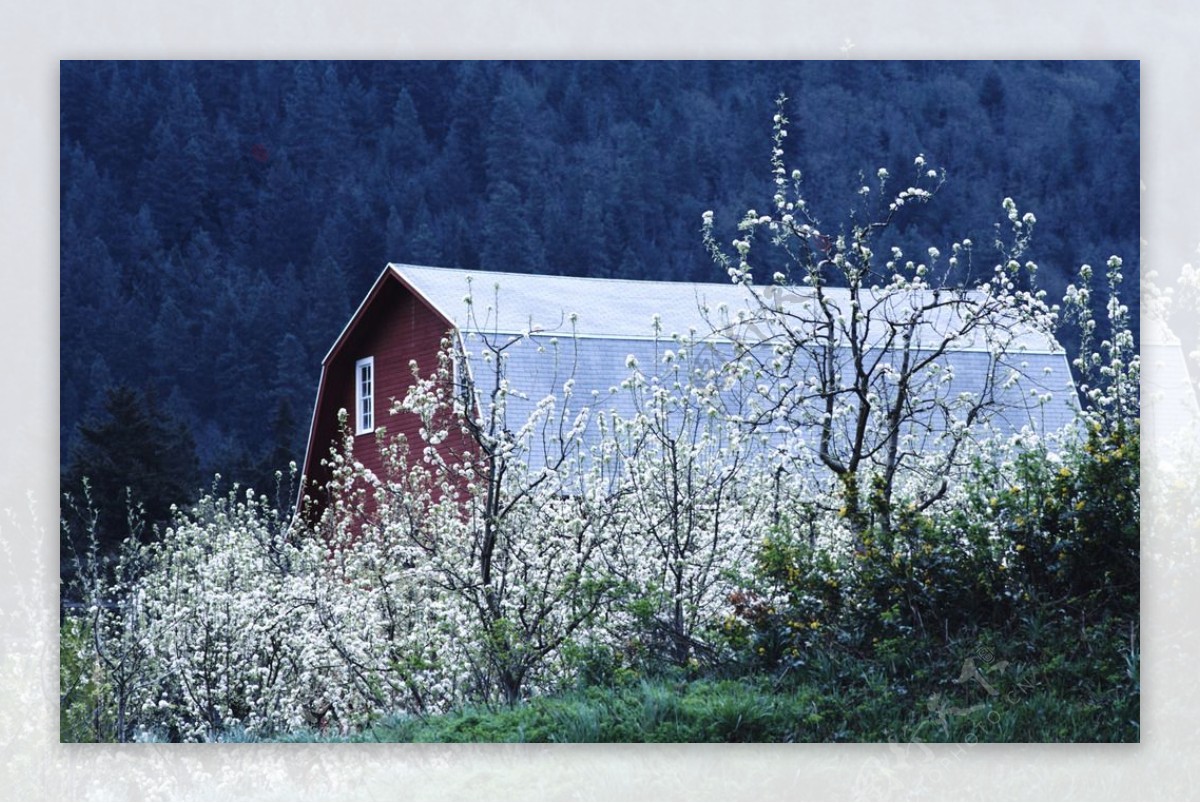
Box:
385;264;1079;471
392;263;1064;354
393;263;754;341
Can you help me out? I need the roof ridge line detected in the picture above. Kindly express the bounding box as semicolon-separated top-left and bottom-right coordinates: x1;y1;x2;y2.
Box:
391;262;747;290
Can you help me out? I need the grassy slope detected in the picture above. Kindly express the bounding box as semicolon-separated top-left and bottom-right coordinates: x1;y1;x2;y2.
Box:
271;616;1136;744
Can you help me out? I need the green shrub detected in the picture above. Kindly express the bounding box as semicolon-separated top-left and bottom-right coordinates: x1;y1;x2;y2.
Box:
60;614;111;742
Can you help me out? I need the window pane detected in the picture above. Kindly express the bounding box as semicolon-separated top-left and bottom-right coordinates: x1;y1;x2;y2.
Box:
355;357;375;434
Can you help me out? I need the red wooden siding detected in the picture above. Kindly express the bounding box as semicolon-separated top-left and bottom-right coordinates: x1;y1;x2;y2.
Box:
301;270;472;518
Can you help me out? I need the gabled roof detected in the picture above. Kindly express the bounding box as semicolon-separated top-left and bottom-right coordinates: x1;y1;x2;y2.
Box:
391;263;1063;354
392;263;751;341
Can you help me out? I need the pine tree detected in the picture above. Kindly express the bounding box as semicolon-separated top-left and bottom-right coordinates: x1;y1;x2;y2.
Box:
480;180;546;274
63;386;201;561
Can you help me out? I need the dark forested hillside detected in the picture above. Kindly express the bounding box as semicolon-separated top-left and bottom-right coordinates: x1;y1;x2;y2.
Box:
59;60;1139;496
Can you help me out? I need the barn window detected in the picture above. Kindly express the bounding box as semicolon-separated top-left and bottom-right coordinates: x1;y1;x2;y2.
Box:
355;356;374;435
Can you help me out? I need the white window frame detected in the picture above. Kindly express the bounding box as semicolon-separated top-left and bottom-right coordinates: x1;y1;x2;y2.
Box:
355;356;375;435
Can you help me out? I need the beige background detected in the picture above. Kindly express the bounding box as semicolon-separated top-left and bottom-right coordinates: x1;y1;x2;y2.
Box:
1;1;1195;798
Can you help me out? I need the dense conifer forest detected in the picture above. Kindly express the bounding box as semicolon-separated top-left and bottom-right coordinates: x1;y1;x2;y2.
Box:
59;60;1139;514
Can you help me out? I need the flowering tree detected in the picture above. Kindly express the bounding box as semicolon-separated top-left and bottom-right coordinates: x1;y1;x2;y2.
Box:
597;324;771;666
134;486;310;740
60;484;154;742
303;432;472;722
1063;255;1139;436
703;95;1065;540
395;304;624;704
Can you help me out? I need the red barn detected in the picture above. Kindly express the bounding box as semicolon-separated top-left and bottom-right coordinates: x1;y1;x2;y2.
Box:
300;263;1080;518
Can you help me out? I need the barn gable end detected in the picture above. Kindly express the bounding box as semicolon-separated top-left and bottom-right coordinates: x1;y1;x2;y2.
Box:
300;267;467;511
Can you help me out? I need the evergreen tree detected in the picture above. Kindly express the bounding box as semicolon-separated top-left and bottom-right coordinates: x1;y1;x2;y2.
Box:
480;180;546;274
272;332;312;430
62;386;201;561
405;200;444;265
385;204;406;258
135;79;212;246
484;71;545;194
384;87;431;174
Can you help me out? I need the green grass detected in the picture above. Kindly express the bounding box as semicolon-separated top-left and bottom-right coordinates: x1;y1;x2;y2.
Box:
353;679;804;743
328;605;1138;743
74;603;1138;744
344;638;1137;744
